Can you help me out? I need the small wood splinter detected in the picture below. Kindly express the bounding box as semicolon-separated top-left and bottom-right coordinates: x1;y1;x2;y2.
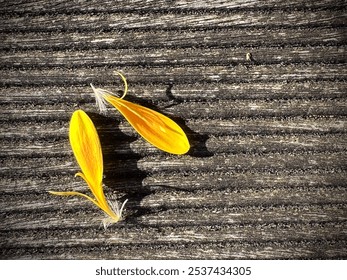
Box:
246;52;253;61
90;72;190;155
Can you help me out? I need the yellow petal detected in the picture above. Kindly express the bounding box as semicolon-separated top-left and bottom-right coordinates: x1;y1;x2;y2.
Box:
69;110;104;201
50;110;119;221
48;190;122;223
91;72;190;155
49;110;126;224
105;95;190;154
69;111;121;217
48;190;101;209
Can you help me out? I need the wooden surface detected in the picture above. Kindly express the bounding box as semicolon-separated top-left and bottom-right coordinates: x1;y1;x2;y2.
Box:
0;0;346;259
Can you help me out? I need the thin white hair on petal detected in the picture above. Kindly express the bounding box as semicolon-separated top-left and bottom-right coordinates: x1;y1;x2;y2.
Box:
90;83;108;114
109;198;128;220
102;217;114;230
119;199;128;218
101;198;129;230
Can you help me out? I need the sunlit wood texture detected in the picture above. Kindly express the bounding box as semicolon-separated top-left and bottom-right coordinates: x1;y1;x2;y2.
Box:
0;0;346;259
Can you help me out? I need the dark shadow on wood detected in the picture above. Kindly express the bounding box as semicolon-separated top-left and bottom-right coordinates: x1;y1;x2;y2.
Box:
87;112;155;223
164;82;214;158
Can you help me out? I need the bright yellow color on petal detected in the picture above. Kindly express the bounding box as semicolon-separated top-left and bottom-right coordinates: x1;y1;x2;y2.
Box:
91;72;190;155
49;109;126;227
105;96;190;155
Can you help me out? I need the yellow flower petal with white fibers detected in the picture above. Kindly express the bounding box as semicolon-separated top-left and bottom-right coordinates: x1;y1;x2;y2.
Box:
49;110;127;226
91;72;190;155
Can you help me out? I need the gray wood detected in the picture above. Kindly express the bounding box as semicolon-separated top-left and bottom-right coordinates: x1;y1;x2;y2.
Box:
0;0;346;260
2;46;346;68
1;28;345;51
1;0;344;14
1;9;345;32
1;81;346;103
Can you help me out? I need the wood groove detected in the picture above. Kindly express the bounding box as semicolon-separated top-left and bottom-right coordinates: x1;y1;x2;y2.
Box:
2;188;347;214
0;10;345;34
1;240;346;259
1;81;346;105
1;28;345;51
1;46;346;70
1;64;346;87
1;0;345;15
1;133;346;158
1;170;345;195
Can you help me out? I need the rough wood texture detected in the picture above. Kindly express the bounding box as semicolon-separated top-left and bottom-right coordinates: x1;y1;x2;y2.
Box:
0;0;346;259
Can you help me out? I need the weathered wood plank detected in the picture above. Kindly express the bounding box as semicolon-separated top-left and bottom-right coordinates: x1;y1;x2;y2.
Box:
1;99;346;122
1;152;346;177
1;0;344;14
175;99;347;118
1;81;346;104
186;118;347;136
1;220;346;247
1;171;345;194
2;134;346;158
1;28;344;51
1;117;346;140
2;240;345;259
1;188;346;214
1;64;346;87
1;9;345;33
142;189;347;209
137;153;347;173
142;171;347;192
1;46;346;69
